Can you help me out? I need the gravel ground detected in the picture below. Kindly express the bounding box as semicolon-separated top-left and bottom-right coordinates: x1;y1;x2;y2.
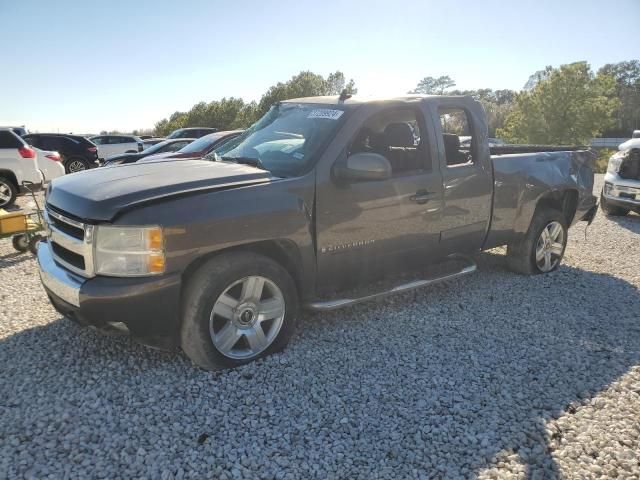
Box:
1;175;639;479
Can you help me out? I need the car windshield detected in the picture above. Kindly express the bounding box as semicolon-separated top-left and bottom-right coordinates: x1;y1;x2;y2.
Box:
177;135;217;154
145;140;176;155
210;103;347;177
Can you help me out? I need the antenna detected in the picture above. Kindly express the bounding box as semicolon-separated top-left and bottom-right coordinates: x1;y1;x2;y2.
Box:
339;89;352;102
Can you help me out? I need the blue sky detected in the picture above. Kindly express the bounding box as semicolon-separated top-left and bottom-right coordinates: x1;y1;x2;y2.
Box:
1;0;638;133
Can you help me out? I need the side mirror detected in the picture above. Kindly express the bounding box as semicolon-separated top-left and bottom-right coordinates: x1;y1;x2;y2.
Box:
334;153;392;182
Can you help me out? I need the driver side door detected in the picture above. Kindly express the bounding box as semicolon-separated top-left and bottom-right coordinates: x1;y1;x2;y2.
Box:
315;104;445;292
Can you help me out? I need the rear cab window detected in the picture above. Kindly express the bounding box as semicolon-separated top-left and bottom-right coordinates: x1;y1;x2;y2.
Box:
438;107;475;166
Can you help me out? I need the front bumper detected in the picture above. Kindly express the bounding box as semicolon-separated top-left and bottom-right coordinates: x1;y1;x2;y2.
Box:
603;172;640;208
37;241;182;349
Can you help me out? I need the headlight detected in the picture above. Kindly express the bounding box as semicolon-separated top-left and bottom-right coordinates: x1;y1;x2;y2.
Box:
607;154;623;174
95;225;165;276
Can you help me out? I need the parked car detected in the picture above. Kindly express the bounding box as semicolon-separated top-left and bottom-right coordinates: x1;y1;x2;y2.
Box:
601;137;640;216
23;133;100;173
140;131;242;163
34;148;66;181
0;129;43;207
37;95;597;370
102;139;195;166
89;135;144;159
142;138;165;149
0;125;29;137
166;127;218;139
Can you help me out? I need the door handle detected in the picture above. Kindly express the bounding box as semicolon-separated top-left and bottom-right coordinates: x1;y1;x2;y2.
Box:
409;190;435;204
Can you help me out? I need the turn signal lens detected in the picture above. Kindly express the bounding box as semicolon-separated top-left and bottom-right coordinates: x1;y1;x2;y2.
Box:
148;253;166;274
147;227;164;250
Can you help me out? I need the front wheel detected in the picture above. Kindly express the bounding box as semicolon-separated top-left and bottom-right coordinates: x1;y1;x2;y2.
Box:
12;234;29;253
507;208;568;275
180;252;299;370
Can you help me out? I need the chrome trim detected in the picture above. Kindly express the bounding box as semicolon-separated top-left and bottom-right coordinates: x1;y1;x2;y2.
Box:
306;256;477;311
44;208;95;277
37;242;84;307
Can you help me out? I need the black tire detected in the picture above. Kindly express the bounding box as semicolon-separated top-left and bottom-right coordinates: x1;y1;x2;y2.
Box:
180;252;299;370
507;207;568;275
0;176;18;208
28;234;44;255
12;234;29;253
600;191;629;217
64;157;89;174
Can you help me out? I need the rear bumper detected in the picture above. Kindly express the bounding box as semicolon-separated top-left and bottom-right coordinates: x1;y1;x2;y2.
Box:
37;241;182;349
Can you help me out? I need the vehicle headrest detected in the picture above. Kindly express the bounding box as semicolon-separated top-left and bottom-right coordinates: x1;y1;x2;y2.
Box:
384;123;414;147
442;133;460;152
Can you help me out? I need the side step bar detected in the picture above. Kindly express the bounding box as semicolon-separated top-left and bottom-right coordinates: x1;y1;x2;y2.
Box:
306;255;477;312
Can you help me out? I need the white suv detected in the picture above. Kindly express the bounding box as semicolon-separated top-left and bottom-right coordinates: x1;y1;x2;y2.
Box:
0;129;44;207
89;135;144;160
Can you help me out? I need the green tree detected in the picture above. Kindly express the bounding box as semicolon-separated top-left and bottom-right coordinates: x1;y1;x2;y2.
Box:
408;75;456;95
598;60;640;135
497;62;619;144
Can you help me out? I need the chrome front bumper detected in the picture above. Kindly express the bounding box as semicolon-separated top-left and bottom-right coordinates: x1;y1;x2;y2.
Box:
37;241;84;307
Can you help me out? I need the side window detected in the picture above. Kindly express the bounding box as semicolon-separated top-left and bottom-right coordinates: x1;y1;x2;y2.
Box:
40;136;62;151
438;107;474;166
167;141;186;152
348;108;429;176
92;137;104;145
24;135;39;147
106;137;121;145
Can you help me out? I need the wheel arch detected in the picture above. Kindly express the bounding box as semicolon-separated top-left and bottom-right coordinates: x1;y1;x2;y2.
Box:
0;170;19;189
180;239;305;302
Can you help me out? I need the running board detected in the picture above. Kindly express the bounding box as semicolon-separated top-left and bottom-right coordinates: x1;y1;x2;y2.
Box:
306;255;477;312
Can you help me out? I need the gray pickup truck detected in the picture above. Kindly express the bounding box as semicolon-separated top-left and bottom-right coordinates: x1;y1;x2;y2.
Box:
37;95;597;370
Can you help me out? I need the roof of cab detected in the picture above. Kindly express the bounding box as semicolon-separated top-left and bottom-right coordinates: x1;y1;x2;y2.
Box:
281;94;472;108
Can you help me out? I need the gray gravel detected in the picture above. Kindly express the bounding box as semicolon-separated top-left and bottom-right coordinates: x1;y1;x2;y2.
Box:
1;175;639;479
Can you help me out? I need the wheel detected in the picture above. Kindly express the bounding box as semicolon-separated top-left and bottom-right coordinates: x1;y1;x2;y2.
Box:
0;176;18;208
180;252;299;370
507;208;568;275
600;191;629;217
65;158;89;173
12;234;29;253
28;234;44;255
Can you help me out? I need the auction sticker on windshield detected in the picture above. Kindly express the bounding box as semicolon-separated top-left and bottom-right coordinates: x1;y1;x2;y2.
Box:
307;109;344;120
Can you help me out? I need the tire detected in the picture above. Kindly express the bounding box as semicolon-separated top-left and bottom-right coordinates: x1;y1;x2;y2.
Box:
507;207;568;275
65;158;89;174
28;234;44;255
180;252;299;370
600;191;629;217
0;176;18;208
12;234;29;253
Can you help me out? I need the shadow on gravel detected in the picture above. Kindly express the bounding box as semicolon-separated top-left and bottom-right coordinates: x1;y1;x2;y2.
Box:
607;211;640;234
0;252;34;268
1;251;639;479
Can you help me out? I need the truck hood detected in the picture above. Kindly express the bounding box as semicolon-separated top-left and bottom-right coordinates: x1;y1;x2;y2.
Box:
47;159;274;221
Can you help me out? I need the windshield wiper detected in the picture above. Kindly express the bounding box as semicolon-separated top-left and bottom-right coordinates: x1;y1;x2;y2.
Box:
222;156;268;171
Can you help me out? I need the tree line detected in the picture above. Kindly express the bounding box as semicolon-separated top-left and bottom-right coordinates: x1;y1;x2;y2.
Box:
153;60;639;145
153;71;356;136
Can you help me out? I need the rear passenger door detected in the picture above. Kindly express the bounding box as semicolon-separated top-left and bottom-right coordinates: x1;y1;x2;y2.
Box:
316;104;445;290
432;100;493;253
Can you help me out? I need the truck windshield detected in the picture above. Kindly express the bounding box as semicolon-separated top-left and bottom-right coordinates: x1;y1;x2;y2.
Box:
209;103;346;177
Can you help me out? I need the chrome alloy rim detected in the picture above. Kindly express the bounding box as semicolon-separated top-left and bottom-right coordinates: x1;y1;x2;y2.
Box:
535;221;565;272
0;181;11;206
68;160;86;173
209;276;285;359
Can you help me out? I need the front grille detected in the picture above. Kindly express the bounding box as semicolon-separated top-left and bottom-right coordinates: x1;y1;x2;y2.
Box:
619;151;640;180
45;207;95;277
51;242;85;270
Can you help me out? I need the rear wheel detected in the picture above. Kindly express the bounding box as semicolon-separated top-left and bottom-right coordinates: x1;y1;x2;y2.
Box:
181;252;298;370
600;191;629;217
0;177;17;208
65;158;89;173
507;208;568;275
